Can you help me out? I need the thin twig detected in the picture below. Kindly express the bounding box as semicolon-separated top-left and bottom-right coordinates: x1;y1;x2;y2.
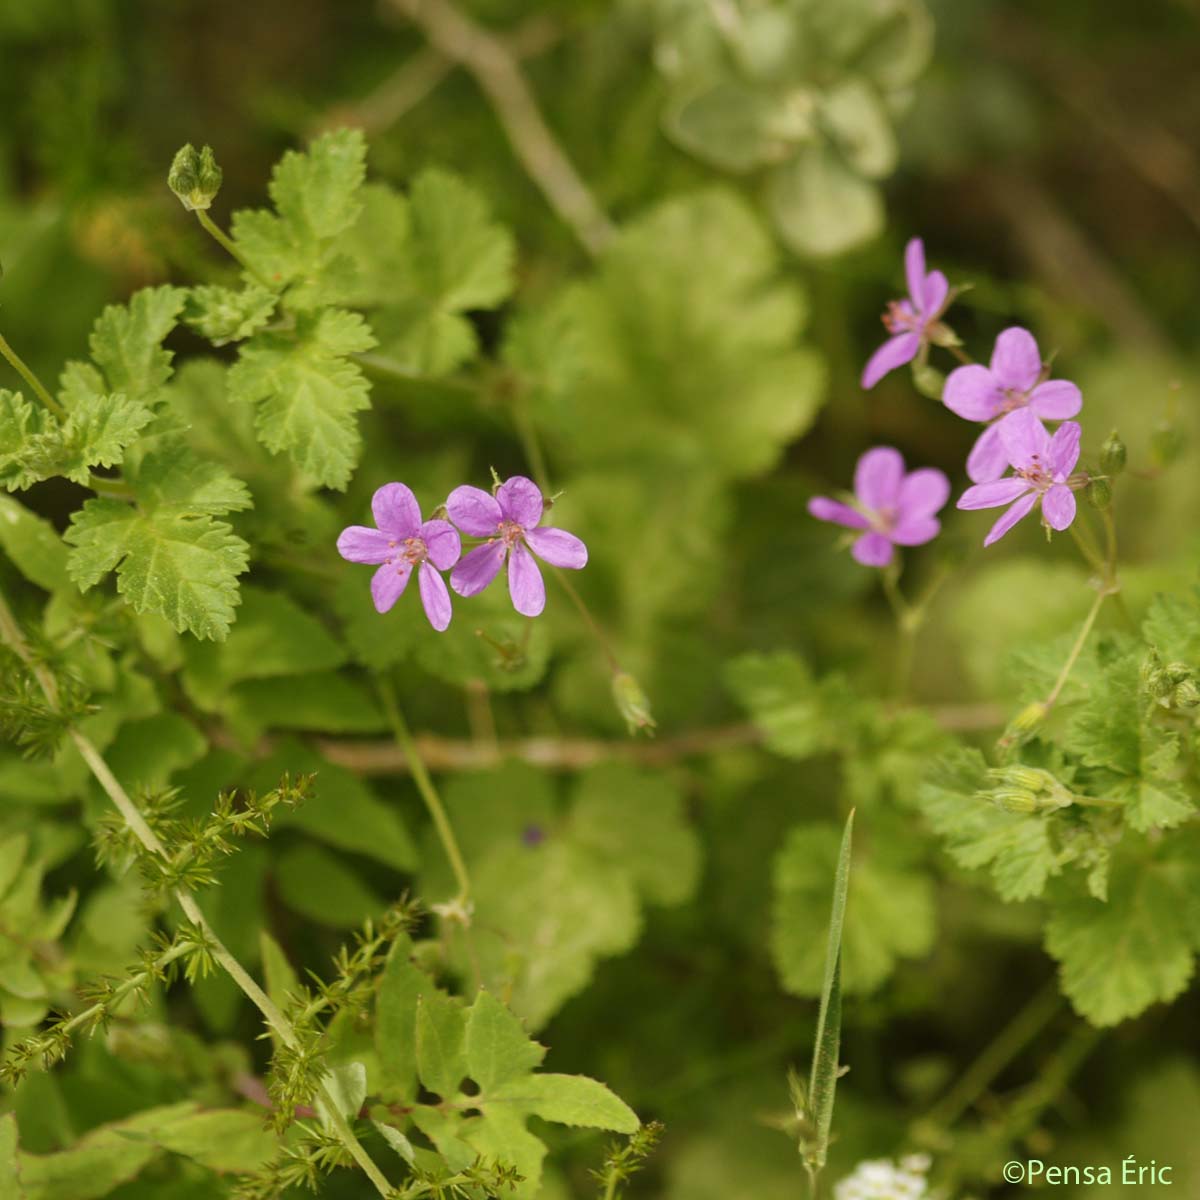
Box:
390;0;616;256
0;333;66;419
0;587;394;1199
307;705;1005;776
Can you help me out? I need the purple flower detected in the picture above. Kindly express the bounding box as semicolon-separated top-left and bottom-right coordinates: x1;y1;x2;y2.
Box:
337;483;461;631
446;475;587;618
956;410;1082;546
862;238;951;389
808;447;950;568
944;327;1082;483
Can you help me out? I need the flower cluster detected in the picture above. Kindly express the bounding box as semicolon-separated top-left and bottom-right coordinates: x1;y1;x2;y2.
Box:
834;1155;943;1200
813;238;1090;563
336;475;587;630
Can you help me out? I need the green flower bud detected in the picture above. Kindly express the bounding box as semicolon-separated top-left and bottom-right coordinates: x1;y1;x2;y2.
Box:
1151;425;1185;468
612;672;656;737
1099;430;1126;476
1173;677;1200;709
911;363;945;401
1086;476;1112;509
986;787;1041;815
168;143;223;212
998;700;1047;749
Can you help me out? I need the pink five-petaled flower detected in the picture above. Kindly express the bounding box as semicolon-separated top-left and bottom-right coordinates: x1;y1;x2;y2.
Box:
808;447;950;568
861;238;951;389
943;327;1082;483
447;475;588;618
956;409;1082;546
336;483;461;631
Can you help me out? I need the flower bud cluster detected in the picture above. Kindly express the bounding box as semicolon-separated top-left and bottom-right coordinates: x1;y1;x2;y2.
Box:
1141;653;1200;710
980;765;1074;815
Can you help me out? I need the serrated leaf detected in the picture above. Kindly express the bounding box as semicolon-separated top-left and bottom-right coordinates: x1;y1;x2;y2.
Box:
65;498;248;640
416;991;469;1100
232;129;366;305
725;651;832;759
490;1074;638;1132
1143;586;1200;664
466;989;546;1094
228;308;376;489
1045;837;1200;1026
0;390;45;490
185;284;277;346
89;285;187;403
376;935;442;1100
919;748;1062;901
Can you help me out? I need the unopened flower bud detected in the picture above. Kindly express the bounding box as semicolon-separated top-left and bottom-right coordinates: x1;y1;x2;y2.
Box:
911;363;945;401
168;144;223;212
612;672;656;737
1086;476;1112;509
998;701;1047;749
1173;677;1200;708
1151;425;1185;468
1099;430;1126;476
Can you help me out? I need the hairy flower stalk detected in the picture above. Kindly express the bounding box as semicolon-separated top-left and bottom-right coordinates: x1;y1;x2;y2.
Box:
0;585;396;1199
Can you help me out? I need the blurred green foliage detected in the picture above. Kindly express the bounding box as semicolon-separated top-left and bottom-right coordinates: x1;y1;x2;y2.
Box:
2;0;1200;1197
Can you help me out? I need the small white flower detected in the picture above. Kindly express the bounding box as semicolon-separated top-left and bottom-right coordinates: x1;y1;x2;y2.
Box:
834;1154;942;1200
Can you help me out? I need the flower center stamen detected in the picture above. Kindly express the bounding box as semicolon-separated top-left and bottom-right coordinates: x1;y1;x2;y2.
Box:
882;300;921;334
398;536;428;565
497;519;524;547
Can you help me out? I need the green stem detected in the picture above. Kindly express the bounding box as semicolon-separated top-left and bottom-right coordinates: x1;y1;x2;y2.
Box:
0;333;66;419
194;209;273;289
0;587;394;1200
921;980;1061;1129
377;678;472;908
881;563;918;698
551;567;621;675
1044;588;1108;710
88;473;135;501
512;392;551;496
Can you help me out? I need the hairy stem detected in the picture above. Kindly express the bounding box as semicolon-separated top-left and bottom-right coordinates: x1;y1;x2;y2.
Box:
194;209;274;289
0;587;394;1199
0;332;67;419
551;567;622;675
391;0;615;256
377;677;472;907
1044;588;1108;710
87;473;136;500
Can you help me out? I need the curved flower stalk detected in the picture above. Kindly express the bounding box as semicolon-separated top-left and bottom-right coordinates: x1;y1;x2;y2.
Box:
448;474;588;617
956;411;1083;546
809;447;950;568
862;239;955;389
943;327;1082;482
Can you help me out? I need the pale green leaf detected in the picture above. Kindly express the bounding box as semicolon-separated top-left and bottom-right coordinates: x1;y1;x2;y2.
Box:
490;1073;638;1132
0;495;69;590
416;991;469;1100
466;989;546;1094
185;284;277;346
767;144;884;257
316;1061;368;1130
228;308;376;489
89;285;187;403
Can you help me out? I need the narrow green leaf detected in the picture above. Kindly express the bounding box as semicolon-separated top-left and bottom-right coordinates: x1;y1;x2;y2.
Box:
805;809;853;1173
415;992;468;1101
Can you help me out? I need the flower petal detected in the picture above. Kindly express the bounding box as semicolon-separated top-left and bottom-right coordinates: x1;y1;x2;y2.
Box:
1042;484;1077;532
446;486;503;538
418;561;452;631
861;332;921;389
524;526;588;569
997;408;1050;470
851;531;894;567
337;526;393;564
943;364;1002;421
855;446;905;510
904;238;926;306
372;483;422;539
966;423;1012;484
507;543;546;617
989;327;1042;392
921;269;949;316
371;560;412;613
891;516;941;546
808;496;869;530
421;519;461;571
1029;379;1082;420
1049;420;1082;477
450;541;506;597
983;490;1039;546
496;476;544;528
897;468;950;519
957;477;1032;510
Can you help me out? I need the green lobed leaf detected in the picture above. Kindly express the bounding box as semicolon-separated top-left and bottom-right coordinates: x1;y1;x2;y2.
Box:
88;285;187;403
465;989;546;1094
184;283;277;346
227;307;376;490
489;1073;638;1132
416;991;469;1100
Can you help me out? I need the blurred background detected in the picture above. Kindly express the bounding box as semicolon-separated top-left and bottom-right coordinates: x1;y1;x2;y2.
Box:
2;0;1200;1196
